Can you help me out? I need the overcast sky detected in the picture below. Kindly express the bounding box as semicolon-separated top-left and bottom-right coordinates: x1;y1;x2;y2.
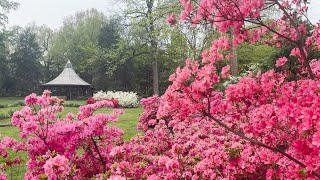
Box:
7;0;124;29
7;0;320;29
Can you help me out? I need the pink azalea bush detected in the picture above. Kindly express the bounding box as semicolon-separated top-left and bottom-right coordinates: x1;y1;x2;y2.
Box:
87;97;119;108
1;0;320;179
1;90;124;179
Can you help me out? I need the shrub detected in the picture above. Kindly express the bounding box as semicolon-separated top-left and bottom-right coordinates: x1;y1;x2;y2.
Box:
16;100;25;106
0;90;124;179
86;97;96;104
63;102;81;107
7;101;25;107
93;91;139;108
87;97;119;108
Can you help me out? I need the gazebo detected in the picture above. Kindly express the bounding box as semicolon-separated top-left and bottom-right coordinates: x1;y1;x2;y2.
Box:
42;61;92;99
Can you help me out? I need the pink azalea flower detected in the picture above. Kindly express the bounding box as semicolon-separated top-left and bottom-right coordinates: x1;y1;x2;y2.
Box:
221;65;231;78
166;14;176;26
44;155;70;179
276;57;288;67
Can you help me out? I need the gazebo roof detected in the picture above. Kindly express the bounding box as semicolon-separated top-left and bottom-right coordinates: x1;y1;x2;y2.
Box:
43;61;90;86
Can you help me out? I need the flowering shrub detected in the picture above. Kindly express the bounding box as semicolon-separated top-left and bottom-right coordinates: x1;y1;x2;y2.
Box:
0;137;25;179
86;97;96;104
87;97;119;108
93;91;138;108
1;90;124;179
138;95;160;131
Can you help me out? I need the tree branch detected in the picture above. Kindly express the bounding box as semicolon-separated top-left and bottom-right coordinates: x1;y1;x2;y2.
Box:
90;135;106;173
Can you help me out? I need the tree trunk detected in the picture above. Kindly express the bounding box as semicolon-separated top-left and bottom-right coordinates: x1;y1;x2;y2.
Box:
152;59;159;95
146;0;159;95
230;33;238;76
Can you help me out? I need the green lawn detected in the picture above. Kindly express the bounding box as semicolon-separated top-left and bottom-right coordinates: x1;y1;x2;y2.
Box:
0;97;23;105
0;98;144;178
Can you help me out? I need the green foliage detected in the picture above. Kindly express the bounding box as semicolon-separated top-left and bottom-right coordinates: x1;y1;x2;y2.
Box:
0;32;11;96
0;0;18;26
48;9;108;80
237;43;279;73
9;27;43;96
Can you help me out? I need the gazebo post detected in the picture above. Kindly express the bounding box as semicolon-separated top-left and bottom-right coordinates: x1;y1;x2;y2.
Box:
68;86;72;100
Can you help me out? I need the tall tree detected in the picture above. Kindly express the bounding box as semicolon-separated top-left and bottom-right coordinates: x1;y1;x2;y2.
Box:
123;0;175;95
123;0;219;95
10;27;42;95
0;0;18;95
0;32;9;95
48;8;107;80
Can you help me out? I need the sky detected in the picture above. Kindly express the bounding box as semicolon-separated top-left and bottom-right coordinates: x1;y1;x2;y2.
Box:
6;0;320;29
7;0;124;29
309;0;320;23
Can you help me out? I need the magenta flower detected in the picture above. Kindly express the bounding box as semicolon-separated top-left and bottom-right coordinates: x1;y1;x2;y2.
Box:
276;57;288;67
221;65;230;78
166;14;176;26
44;155;70;179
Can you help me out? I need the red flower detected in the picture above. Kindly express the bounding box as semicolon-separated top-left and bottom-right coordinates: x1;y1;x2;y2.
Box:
86;97;96;104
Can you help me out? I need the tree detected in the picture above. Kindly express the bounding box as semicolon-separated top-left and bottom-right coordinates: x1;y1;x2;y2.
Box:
0;32;9;95
123;0;189;95
10;27;43;95
0;0;18;95
122;0;162;95
20;23;56;83
0;0;18;27
48;9;107;81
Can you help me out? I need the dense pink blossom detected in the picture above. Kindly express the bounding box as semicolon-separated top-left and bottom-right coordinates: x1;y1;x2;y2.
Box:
0;172;6;180
44;155;70;179
276;57;288;67
221;65;230;78
1;91;124;179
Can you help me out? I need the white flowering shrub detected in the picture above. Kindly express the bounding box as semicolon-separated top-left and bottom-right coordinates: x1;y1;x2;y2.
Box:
93;90;139;108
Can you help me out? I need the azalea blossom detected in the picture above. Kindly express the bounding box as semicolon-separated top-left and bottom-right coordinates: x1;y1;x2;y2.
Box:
276;57;288;67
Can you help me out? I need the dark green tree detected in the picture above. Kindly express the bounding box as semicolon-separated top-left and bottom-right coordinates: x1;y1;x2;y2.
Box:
0;32;10;95
48;8;107;81
10;27;43;95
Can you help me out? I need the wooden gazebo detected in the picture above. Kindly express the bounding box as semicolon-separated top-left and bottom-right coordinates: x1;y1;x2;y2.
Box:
42;61;92;99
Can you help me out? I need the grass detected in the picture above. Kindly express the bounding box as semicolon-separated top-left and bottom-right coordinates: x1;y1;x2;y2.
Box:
0;97;23;105
0;97;144;178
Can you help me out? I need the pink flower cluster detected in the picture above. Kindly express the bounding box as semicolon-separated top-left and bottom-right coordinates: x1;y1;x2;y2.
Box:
86;97;119;108
276;57;288;67
138;95;160;131
166;14;176;26
44;155;70;179
7;91;124;179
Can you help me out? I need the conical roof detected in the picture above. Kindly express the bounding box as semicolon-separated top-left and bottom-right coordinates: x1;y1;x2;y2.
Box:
44;61;90;86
